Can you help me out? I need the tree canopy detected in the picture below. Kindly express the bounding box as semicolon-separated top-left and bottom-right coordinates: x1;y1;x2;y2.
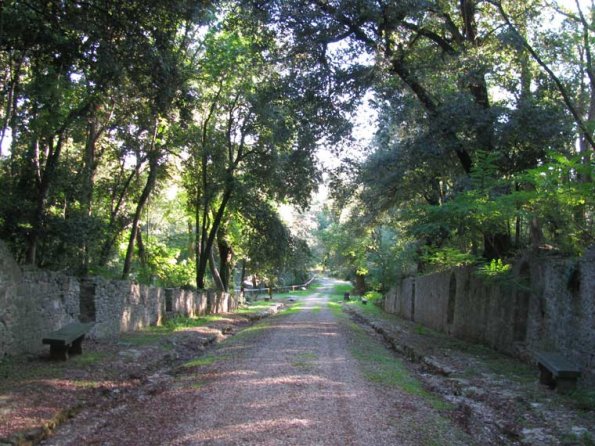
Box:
0;0;593;293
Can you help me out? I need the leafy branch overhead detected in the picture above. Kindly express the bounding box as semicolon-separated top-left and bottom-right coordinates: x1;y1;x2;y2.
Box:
0;0;593;293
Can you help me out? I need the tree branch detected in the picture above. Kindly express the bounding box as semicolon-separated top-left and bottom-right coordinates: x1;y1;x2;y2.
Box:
489;0;595;150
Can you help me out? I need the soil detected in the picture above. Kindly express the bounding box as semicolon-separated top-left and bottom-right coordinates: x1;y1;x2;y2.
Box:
1;278;593;445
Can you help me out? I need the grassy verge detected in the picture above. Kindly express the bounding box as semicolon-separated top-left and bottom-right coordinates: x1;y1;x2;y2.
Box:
235;300;280;314
323;281;449;410
346;320;451;411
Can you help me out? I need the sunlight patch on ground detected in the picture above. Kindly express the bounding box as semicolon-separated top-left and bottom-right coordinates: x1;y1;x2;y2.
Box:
180;418;314;443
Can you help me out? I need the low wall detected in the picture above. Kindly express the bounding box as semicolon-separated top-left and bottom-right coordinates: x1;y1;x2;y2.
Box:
0;241;238;357
384;249;595;386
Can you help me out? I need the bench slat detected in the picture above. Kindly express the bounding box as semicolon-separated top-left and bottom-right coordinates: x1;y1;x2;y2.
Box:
42;322;94;345
535;352;581;379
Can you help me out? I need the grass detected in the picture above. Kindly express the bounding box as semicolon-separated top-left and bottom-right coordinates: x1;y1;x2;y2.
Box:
327;301;343;317
330;289;450;410
561;431;595;446
70;351;106;366
0;357;63;384
279;303;303;315
447;341;536;384
236;301;279;313
291;352;318;369
271;282;323;299
119;314;226;347
70;379;102;389
566;388;595;412
0;350;108;386
343;317;450;411
329;283;353;302
182;353;230;369
163;314;223;330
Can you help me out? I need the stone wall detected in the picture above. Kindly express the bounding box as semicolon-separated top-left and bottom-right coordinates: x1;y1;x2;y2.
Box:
0;245;80;358
0;241;238;357
384;249;595;385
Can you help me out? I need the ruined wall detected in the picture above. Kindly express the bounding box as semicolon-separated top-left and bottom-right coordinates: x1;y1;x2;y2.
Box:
0;242;22;357
0;245;79;358
384;248;595;385
0;241;237;356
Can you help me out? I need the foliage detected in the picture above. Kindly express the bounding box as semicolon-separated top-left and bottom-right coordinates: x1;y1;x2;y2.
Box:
474;259;513;283
271;0;594;287
0;1;318;289
421;248;478;271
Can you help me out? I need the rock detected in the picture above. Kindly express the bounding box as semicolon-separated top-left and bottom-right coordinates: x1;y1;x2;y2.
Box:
118;349;142;361
520;427;557;445
422;356;456;376
571;426;589;437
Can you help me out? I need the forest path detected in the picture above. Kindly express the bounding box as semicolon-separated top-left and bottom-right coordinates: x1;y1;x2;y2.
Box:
43;278;470;445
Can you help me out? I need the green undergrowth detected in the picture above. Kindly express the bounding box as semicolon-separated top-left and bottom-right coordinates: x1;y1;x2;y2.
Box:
236;300;279;314
345;320;450;411
0;357;61;384
182;353;230;369
163;314;223;331
345;291;384;317
327;301;343;317
279;303;303;315
330;282;353;302
271;282;323;299
0;349;109;386
121;314;224;347
69;351;106;367
566;388;595;412
447;340;536;384
229;320;273;342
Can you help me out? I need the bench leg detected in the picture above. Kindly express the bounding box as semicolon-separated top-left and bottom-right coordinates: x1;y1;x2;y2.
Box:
69;336;84;356
555;378;577;394
538;364;555;389
49;345;69;361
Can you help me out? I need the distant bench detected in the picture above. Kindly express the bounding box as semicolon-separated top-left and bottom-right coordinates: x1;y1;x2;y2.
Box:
535;351;581;393
42;322;94;361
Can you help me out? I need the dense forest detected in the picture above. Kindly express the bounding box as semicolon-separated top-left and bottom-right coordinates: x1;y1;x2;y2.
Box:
0;0;593;293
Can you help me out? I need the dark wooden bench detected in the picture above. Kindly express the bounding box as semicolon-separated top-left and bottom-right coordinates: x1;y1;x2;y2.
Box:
42;322;94;360
535;351;581;393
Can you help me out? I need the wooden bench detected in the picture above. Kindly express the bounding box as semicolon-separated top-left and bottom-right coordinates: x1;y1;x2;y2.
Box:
535;351;581;393
42;322;94;361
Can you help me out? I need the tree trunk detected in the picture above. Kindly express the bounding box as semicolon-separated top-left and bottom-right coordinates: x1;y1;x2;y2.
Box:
240;259;247;294
217;224;233;292
97;165;138;267
122;153;159;279
136;228;147;268
196;185;233;288
354;273;367;295
79;107;101;274
26;135;64;265
482;232;511;260
208;246;225;291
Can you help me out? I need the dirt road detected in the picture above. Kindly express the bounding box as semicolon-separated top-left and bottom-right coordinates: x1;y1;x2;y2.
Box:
43;279;470;445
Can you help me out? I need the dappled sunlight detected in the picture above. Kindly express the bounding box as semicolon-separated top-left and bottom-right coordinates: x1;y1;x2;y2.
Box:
178;417;315;443
240;374;337;388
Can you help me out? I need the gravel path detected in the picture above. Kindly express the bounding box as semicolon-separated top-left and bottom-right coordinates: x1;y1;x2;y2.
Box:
43;279;469;445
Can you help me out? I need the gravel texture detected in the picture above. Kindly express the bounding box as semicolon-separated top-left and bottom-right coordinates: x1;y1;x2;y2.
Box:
6;278;591;445
40;279;469;445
